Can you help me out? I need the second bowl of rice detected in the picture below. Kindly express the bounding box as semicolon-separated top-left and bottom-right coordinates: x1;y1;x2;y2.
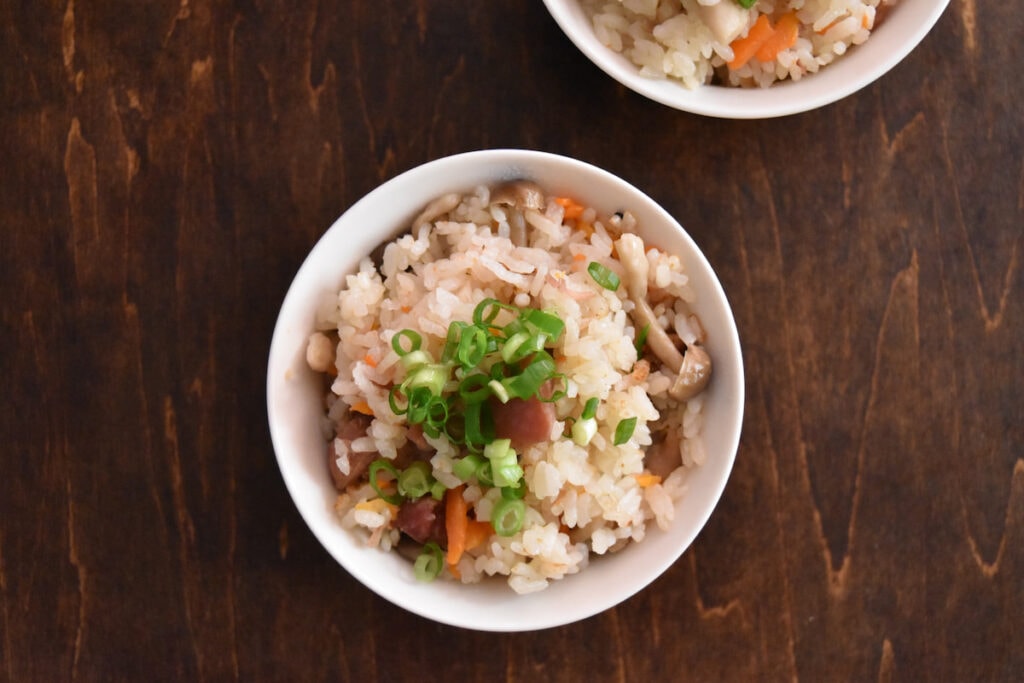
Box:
542;0;951;118
267;149;744;631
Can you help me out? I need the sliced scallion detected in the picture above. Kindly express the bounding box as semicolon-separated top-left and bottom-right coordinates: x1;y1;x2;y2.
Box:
572;417;597;446
397;461;433;499
414;542;444;581
491;498;526;536
613;417;638;445
368;459;402;505
453;454;484;481
635;324;650;355
587;261;621;291
391;329;422;356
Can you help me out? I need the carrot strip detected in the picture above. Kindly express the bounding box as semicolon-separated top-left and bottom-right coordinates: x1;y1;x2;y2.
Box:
755;13;799;62
728;14;774;69
554;196;585;220
351;400;374;416
635;473;662;488
445;485;468;568
464;519;493;552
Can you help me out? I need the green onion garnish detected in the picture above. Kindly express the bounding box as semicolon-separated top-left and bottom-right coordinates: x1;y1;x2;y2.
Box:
397;461;434;499
735;0;757;8
391;329;422;356
414;542;444;581
524;308;565;339
581;397;600;420
635;324;650;356
491;498;526;536
368;459;402;505
572;417;597;446
587;261;621;291
453;454;484;481
472;298;510;326
613;417;638;445
475;460;494;487
501;482;526;500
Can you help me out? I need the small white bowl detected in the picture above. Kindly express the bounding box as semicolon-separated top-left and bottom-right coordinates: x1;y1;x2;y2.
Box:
267;149;744;631
542;0;950;118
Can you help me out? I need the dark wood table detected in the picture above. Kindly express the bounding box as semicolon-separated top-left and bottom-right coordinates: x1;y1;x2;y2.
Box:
3;1;1021;680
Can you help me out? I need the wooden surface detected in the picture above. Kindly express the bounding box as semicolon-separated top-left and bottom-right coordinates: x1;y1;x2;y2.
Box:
2;0;1021;680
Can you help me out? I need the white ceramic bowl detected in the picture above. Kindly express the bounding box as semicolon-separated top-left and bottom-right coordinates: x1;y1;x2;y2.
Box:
267;149;744;631
542;0;950;118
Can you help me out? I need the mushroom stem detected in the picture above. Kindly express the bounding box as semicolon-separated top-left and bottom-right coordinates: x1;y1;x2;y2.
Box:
617;234;685;372
615;232;712;401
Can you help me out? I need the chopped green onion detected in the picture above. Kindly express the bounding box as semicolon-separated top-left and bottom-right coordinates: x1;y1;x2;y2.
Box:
391;329;422;356
458;372;492;403
572;417;597;446
457;325;487;368
500;330;532;364
400;349;432;371
502;353;555;399
581;397;600;420
441;321;468;363
406;364;448;395
501;482;526;500
397;462;433;499
368;459;402;505
540;373;568;403
388;385;408;415
491;498;526;536
453;454;484;481
524;309;565;339
587;261;621;291
414;542;444;581
613;417;638;445
635;324;650;356
735;0;757;8
463;401;495;446
430;480;447;500
475;460;494;486
488;379;510;403
473;298;509;326
492;462;523;488
484;438;513;462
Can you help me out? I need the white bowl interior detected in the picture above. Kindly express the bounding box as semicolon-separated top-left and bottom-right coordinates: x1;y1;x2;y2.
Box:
542;0;951;118
267;149;745;631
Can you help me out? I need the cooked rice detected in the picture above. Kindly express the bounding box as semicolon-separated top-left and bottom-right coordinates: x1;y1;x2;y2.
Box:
581;0;894;89
311;183;710;593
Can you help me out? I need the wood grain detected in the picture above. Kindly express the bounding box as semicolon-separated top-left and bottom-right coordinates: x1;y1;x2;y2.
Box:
1;0;1020;680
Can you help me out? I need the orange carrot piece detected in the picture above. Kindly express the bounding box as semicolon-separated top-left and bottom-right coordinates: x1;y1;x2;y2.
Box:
756;12;800;62
464;519;493;551
554;196;585;220
635;473;662;488
351;400;374;416
363;353;377;368
728;14;774;69
445;485;468;567
572;252;587;262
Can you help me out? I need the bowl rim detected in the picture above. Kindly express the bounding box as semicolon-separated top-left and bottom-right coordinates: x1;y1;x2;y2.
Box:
541;0;952;118
267;149;745;630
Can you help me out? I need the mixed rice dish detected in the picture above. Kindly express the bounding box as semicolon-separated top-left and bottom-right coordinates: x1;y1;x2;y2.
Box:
582;0;895;89
306;181;712;593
